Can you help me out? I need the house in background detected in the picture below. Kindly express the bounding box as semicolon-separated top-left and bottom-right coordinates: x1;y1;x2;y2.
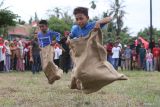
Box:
7;21;39;41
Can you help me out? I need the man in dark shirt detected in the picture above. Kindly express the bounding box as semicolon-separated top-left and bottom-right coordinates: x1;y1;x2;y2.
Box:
30;37;41;74
59;31;71;73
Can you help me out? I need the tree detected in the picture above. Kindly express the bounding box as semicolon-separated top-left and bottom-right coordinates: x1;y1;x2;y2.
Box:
90;1;96;9
47;7;63;18
34;12;39;22
0;0;18;35
29;17;33;24
48;16;72;35
110;0;126;36
0;9;18;27
61;11;73;25
137;27;160;42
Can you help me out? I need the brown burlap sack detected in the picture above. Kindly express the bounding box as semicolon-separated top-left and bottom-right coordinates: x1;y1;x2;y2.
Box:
69;29;128;94
41;45;63;84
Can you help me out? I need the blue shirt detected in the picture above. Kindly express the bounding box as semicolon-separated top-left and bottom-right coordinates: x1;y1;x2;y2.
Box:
70;21;105;39
38;30;60;47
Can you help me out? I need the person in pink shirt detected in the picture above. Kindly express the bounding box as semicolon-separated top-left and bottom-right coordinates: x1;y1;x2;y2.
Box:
146;49;153;71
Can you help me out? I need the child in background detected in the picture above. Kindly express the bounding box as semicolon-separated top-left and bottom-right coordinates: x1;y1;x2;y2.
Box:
131;47;137;70
146;49;153;71
53;43;62;67
120;48;125;70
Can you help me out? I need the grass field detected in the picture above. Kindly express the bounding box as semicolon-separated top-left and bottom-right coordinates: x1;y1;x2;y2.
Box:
0;71;160;107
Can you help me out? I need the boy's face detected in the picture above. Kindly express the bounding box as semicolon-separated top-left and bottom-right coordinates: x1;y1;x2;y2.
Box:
39;24;48;33
75;13;89;28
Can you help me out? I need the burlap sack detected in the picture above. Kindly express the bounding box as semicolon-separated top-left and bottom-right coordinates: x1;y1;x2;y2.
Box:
41;45;63;84
69;29;128;94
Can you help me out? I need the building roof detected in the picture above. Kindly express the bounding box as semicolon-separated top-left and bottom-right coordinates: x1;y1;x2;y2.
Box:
8;24;32;36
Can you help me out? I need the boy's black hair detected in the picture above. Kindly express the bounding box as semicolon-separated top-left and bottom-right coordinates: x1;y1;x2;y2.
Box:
39;20;48;25
73;7;88;17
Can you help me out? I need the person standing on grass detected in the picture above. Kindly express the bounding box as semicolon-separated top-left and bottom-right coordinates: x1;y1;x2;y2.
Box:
53;43;62;67
146;49;153;71
16;41;24;71
106;41;113;64
120;48;126;71
4;40;11;72
124;45;132;70
112;42;121;70
0;38;5;72
30;36;41;74
131;47;137;70
139;44;146;70
59;31;72;73
24;42;31;71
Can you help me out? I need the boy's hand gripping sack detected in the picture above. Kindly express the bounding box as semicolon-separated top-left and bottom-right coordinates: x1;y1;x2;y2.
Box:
41;45;63;84
69;29;128;94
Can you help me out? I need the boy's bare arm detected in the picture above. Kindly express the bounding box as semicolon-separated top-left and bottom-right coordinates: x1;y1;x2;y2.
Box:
97;17;112;24
94;17;112;29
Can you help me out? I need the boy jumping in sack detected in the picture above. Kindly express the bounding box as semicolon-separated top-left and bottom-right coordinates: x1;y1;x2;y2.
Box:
37;20;63;84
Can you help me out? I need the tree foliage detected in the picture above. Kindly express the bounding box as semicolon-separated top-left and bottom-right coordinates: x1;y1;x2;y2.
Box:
0;0;18;35
48;16;72;35
110;0;126;36
0;9;18;27
90;1;96;9
138;27;160;42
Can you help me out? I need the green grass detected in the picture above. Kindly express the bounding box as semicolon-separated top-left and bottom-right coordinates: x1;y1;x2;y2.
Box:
0;71;160;107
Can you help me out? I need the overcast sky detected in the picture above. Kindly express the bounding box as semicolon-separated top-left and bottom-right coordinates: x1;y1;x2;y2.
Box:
2;0;160;36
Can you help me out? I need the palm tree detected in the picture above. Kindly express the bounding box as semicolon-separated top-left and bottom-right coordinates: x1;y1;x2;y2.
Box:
47;7;63;18
110;0;126;36
61;11;73;25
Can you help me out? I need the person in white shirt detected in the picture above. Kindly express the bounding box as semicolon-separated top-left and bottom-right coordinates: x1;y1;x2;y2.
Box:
112;42;121;70
54;43;62;67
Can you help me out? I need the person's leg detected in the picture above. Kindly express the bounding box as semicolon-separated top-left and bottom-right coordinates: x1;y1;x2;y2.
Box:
129;59;131;70
0;61;3;71
157;57;160;71
143;59;146;70
121;60;123;70
31;55;36;74
125;59;127;70
36;54;41;73
5;55;9;72
8;55;11;71
140;57;143;69
150;61;153;71
125;59;129;70
115;58;119;70
112;58;116;69
146;60;149;71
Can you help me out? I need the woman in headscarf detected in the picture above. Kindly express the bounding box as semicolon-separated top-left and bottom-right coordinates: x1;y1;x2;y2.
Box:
16;41;24;71
4;40;11;72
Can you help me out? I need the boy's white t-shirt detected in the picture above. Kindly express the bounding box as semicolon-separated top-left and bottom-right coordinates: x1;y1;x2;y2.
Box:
54;47;62;60
112;47;121;58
